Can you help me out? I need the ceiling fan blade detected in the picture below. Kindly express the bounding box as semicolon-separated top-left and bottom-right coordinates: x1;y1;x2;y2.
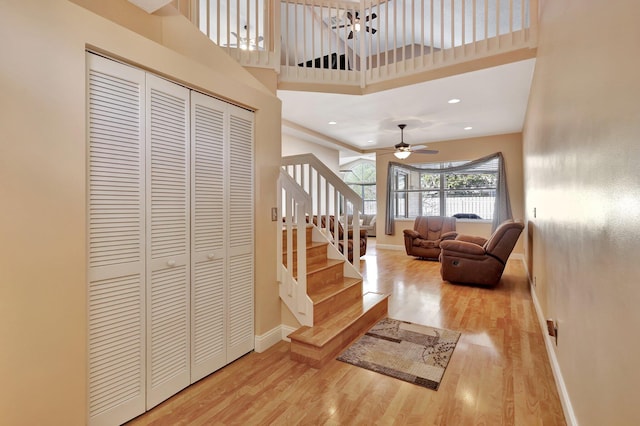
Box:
411;145;427;150
376;150;403;156
366;13;377;21
366;27;377;34
348;31;354;39
346;11;353;22
231;32;238;38
413;149;439;154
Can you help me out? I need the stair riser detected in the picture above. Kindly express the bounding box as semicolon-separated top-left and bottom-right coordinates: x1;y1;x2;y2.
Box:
283;243;328;275
306;263;344;294
290;297;389;368
282;227;313;251
313;283;363;324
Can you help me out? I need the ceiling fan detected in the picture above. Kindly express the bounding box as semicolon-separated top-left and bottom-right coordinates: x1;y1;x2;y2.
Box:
331;11;377;40
382;124;439;159
230;26;264;50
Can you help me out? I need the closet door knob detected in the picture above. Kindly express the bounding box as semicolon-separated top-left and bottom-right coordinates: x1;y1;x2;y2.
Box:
207;253;215;260
167;260;176;267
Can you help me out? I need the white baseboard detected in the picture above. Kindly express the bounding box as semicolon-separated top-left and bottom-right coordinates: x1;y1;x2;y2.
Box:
254;324;298;353
254;326;284;353
280;325;297;342
529;280;578;426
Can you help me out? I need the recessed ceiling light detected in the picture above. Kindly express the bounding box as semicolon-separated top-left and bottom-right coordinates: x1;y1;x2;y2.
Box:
328;121;337;125
366;140;374;145
448;98;461;104
464;126;473;130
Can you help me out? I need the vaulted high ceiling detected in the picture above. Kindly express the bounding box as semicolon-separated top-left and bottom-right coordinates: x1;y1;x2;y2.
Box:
278;58;536;160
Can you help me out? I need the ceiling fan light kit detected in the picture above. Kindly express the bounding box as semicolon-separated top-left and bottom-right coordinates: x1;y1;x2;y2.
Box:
394;150;411;159
394;124;412;159
332;11;377;40
388;123;439;158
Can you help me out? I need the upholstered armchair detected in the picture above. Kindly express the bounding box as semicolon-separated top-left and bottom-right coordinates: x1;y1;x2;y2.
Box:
346;214;377;237
314;215;368;262
439;220;524;286
403;216;457;259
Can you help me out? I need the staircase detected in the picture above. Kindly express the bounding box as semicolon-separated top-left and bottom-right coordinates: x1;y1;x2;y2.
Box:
283;224;389;368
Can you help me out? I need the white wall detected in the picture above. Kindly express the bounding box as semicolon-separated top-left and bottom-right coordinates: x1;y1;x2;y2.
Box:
524;1;640;424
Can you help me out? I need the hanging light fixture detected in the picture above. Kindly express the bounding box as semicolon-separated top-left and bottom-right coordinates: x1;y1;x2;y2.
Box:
393;124;412;159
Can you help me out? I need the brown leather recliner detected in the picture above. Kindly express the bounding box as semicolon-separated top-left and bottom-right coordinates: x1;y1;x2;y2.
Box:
439;219;524;286
313;215;367;262
403;216;457;259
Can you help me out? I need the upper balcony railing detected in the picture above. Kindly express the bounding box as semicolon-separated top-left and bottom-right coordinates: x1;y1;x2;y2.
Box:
177;0;537;89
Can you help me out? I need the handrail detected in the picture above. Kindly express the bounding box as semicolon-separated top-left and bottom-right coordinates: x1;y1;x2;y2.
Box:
282;154;364;212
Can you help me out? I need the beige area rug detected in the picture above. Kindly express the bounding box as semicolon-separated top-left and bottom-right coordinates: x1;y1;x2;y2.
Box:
337;318;461;390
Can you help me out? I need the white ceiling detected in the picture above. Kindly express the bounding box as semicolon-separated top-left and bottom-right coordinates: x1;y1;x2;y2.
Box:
278;58;536;160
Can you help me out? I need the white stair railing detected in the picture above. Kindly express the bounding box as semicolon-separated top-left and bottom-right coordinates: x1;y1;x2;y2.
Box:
282;154;364;266
279;0;538;87
278;155;365;327
176;0;537;88
278;169;315;326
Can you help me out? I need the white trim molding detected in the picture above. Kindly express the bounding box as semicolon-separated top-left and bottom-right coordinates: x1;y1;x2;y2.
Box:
254;324;299;353
526;267;578;426
254;326;284;353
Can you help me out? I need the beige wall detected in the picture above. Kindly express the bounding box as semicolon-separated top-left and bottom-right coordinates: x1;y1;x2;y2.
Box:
282;133;341;173
0;1;281;424
523;1;640;425
375;133;525;255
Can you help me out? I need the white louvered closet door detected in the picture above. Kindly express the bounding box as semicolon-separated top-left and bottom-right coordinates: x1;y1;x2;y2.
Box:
227;106;255;361
145;75;191;409
88;54;255;425
87;54;146;426
190;92;227;382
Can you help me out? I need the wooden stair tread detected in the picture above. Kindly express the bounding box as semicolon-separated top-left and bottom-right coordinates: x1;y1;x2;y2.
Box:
306;258;344;275
289;258;344;282
288;292;389;348
284;240;328;254
308;277;362;304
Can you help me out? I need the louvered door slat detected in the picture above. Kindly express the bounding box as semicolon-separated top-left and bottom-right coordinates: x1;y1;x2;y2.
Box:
145;75;190;410
87;54;146;426
227;107;255;361
190;93;227;382
228;113;254;254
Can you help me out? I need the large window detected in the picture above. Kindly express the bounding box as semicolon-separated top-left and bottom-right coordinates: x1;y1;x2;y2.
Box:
392;159;498;220
341;160;376;214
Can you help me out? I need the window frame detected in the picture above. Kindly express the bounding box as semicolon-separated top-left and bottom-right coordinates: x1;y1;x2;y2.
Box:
392;160;498;221
341;159;377;215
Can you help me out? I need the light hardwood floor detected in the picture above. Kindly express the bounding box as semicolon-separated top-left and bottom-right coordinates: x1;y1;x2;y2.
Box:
127;239;566;425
